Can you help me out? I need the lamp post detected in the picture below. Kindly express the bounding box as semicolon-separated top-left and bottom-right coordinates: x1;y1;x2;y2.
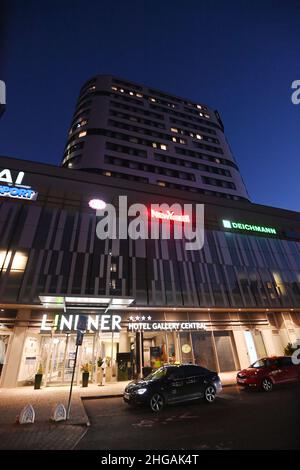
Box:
66;315;88;420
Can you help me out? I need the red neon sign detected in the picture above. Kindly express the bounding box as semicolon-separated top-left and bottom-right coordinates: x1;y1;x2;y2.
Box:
150;209;190;223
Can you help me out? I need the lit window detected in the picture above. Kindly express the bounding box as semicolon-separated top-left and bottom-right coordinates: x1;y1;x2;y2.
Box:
129;91;134;96
110;279;116;289
157;181;166;187
189;132;194;137
179;139;186;144
196;134;203;140
103;171;112;177
199;113;203;117
170;127;178;133
204;114;210;118
150;97;156;102
152;142;158;148
120;88;124;93
160;144;167;151
172;137;177;142
78;131;87;138
0;251;28;272
197;104;202;109
111;86;118;91
136;93;143;98
110;263;117;272
68;163;73;168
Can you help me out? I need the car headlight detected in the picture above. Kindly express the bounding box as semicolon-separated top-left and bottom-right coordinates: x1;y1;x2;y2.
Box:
137;388;147;395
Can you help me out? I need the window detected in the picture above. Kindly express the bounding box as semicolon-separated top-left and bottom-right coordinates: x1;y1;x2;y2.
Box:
103;171;112;177
170;127;178;133
110;263;117;272
196;134;202;140
110;279;116;289
160;144;167;151
0;251;28;272
167;366;184;380
78;131;87;138
157;181;166;187
278;357;292;367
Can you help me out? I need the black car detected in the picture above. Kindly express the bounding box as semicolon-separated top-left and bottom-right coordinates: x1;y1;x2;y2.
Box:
123;364;222;412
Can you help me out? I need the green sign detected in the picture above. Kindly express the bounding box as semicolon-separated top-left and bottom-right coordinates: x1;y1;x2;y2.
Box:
222;220;277;235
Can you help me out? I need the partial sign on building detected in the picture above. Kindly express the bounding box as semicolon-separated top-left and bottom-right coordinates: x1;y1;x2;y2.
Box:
0;168;38;200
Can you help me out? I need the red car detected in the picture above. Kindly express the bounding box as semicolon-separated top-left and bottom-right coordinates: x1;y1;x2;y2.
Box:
237;356;300;392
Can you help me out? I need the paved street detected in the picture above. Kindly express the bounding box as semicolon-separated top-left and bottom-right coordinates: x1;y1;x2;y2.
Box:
77;384;300;450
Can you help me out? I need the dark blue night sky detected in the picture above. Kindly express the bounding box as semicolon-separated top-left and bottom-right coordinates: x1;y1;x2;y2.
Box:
1;0;299;210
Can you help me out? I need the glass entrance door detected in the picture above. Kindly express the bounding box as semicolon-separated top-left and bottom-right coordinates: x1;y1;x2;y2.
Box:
0;334;10;379
244;330;258;364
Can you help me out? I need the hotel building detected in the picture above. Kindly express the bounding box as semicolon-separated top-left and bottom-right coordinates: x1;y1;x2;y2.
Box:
0;76;299;387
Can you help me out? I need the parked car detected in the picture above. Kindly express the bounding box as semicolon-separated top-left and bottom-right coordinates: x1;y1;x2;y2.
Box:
123;364;222;412
237;356;300;392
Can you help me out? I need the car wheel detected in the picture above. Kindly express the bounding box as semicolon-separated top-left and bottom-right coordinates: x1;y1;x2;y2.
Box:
261;378;273;392
149;393;164;412
203;384;216;403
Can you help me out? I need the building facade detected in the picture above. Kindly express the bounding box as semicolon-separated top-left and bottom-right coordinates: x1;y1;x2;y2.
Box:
62;75;249;201
0;155;300;388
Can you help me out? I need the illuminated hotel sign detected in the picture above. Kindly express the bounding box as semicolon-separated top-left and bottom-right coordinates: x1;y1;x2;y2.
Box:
40;314;207;333
222;219;277;235
40;314;122;332
151;208;190;223
0;169;38;200
128;316;206;332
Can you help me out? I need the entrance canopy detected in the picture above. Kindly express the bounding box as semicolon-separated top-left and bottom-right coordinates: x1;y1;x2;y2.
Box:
39;294;135;312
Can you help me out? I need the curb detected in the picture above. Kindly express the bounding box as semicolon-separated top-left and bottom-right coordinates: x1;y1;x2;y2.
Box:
82;393;124;400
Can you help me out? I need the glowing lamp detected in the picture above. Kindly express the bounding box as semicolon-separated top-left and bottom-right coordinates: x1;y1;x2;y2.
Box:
88;199;106;210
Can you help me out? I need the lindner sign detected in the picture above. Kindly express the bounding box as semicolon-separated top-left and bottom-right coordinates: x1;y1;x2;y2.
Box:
40;314;122;332
0;169;38;200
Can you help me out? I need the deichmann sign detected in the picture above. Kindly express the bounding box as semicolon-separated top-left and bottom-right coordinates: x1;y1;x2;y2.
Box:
222;219;277;235
0;169;38;200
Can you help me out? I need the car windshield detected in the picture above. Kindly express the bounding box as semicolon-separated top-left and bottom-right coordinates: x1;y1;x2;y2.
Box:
250;359;268;368
144;367;167;381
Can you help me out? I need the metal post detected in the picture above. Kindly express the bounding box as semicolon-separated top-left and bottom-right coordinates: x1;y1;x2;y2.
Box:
66;343;79;420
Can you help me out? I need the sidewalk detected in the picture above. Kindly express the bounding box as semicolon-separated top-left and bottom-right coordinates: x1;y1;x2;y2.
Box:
0;381;130;426
0;381;129;450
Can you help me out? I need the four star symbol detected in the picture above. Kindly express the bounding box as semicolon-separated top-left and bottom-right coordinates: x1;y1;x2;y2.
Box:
128;315;152;321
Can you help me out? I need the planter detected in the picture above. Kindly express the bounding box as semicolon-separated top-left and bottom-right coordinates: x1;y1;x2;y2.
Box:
82;371;89;387
105;366;112;382
96;369;103;385
34;373;43;390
